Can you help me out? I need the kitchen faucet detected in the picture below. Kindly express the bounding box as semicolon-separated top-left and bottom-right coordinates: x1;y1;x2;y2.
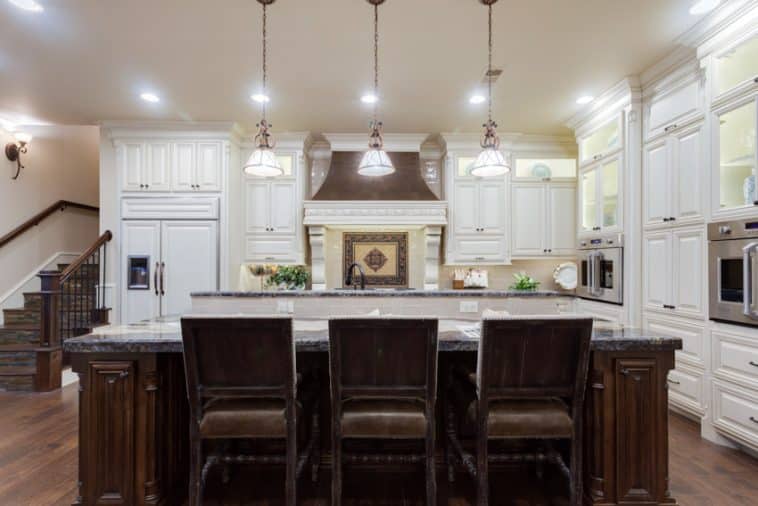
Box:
345;262;366;290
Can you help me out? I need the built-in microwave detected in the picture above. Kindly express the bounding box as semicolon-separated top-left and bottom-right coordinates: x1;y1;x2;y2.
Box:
708;219;758;327
577;234;623;305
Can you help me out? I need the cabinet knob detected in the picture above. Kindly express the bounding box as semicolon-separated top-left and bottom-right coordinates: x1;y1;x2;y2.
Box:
754;76;758;84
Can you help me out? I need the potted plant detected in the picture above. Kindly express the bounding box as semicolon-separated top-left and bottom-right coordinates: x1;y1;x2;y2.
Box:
509;272;540;291
265;265;310;290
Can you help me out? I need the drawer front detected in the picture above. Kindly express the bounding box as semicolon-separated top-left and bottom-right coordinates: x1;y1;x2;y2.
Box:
713;329;758;390
452;236;506;263
245;236;298;262
712;380;758;450
667;367;704;416
642;313;705;367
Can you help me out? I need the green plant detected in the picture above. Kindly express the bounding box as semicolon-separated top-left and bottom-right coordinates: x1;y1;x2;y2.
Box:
266;265;310;289
509;272;540;291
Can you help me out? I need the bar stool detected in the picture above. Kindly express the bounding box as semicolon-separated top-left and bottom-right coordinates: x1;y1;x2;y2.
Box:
181;316;320;506
446;315;592;506
328;317;439;506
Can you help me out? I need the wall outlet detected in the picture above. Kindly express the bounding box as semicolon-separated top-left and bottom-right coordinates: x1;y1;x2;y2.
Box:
459;301;479;313
276;300;294;314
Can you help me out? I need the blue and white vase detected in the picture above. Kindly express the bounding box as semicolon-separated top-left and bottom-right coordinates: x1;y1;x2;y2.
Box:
744;174;756;205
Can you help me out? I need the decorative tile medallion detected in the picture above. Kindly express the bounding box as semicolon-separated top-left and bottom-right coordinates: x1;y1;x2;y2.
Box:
343;232;408;287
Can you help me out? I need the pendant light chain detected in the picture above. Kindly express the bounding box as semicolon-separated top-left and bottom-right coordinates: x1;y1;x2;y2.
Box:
487;3;492;124
373;3;379;125
262;1;268;122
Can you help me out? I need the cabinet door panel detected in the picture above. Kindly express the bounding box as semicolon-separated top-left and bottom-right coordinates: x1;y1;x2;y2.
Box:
579;165;598;234
270;182;297;234
615;359;657;503
548;184;576;255
453;182;479;234
245;181;270;234
511;184;546;256
600;156;621;230
643;140;670;226
644;232;671;309
478;181;505;233
160;221;218;317
171;142;196;192
121;143;145;192
85;361;135;505
146;142;171;191
196;142;222;191
672;228;705;317
121;221;161;324
452;236;506;263
672;125;703;222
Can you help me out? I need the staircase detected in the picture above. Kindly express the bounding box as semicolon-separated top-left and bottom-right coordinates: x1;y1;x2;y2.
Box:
0;231;112;392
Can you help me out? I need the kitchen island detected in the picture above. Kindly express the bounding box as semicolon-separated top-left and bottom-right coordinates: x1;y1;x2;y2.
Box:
65;307;682;505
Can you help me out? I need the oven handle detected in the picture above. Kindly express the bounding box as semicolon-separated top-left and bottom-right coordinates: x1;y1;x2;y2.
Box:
586;252;595;295
591;251;604;296
744;242;758;319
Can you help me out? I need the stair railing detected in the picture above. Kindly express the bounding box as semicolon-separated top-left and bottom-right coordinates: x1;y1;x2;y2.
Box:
37;230;113;347
0;200;99;249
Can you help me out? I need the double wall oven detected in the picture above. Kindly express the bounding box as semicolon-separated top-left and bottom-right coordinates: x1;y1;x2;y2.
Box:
577;234;623;305
709;219;758;327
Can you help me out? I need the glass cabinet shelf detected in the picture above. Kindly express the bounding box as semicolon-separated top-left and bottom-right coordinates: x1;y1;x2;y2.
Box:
580;119;621;164
514;158;577;180
714;33;758;99
717;99;757;209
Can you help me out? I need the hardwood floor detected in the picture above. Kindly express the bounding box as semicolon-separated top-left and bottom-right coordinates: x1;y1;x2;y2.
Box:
0;384;756;505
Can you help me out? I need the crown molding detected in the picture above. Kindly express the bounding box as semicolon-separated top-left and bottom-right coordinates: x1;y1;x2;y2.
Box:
678;0;758;50
323;133;430;152
564;77;641;132
102;120;243;144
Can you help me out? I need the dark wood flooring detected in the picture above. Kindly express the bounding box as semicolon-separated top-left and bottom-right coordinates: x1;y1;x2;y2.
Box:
0;384;756;505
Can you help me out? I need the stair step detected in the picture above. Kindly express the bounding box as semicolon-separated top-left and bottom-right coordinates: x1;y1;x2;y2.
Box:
0;366;35;376
0;350;35;368
22;292;43;310
2;308;41;328
0;328;39;346
0;344;51;352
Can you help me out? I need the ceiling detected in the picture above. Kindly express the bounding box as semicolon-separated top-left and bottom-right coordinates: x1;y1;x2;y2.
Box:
0;0;710;136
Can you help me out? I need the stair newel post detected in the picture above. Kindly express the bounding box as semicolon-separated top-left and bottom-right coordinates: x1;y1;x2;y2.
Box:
38;270;62;347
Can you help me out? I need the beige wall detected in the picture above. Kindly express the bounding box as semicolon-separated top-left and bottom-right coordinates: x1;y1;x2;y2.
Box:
439;260;575;293
0;125;100;302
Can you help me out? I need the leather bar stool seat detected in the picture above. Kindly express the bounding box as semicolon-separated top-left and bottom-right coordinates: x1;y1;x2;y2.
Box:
341;398;427;439
200;398;303;439
465;398;572;438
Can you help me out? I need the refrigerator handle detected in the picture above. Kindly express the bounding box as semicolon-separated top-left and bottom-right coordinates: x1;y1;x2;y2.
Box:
154;262;159;296
160;262;165;296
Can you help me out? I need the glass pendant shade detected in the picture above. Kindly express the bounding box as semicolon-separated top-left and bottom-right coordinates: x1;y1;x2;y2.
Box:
470;147;510;178
243;147;282;177
357;148;395;177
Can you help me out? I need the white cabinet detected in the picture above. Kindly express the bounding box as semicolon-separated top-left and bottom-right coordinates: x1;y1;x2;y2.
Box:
512;183;576;257
171;141;222;192
446;174;508;264
578;154;622;236
121;220;218;324
578;116;622;167
643;123;704;228
712;379;758;451
711;30;758;103
244;179;300;263
643;226;706;319
644;76;702;142
119;140;223;193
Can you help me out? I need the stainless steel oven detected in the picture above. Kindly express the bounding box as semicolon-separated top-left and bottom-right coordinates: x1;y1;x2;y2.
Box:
708;219;758;327
577;234;623;305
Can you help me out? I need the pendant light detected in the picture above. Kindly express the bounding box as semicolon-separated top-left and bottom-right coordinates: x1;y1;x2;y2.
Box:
357;0;395;177
243;0;283;177
470;0;510;178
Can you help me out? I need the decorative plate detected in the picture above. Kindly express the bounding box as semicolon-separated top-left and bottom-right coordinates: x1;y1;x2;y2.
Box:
553;262;578;290
530;162;552;178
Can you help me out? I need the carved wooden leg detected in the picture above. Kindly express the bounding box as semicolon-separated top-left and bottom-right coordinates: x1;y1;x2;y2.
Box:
189;437;201;506
286;420;297;506
445;395;456;483
311;399;321;483
571;428;583;506
332;436;342;506
477;432;488;506
199;455;217;506
426;426;437;506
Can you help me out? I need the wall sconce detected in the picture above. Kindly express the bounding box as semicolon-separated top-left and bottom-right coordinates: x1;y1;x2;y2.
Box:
5;132;32;179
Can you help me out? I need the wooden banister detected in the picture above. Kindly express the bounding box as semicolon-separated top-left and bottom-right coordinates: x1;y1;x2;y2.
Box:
60;230;113;283
0;200;99;249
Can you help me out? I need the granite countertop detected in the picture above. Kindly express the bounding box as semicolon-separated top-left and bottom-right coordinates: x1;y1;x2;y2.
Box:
191;289;572;298
64;317;682;354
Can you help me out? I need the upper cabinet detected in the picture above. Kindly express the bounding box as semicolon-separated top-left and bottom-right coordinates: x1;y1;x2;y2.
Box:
578;154;622;236
512;158;577;182
711;30;758;103
578;116;622;166
119;140;224;193
512;182;576;257
643;71;703;142
643;122;705;228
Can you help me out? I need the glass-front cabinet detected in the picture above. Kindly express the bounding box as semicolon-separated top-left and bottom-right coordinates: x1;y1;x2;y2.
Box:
713;95;757;213
578;154;621;235
712;30;758;101
513;158;577;181
579;117;622;166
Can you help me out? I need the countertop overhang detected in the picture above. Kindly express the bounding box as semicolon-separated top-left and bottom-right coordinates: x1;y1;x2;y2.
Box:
64;317;683;354
190;289;571;298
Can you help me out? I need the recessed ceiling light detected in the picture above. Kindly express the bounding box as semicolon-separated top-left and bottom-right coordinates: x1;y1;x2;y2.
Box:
576;95;594;105
251;93;270;103
469;94;486;105
140;92;160;103
361;93;378;104
8;0;44;12
689;0;721;15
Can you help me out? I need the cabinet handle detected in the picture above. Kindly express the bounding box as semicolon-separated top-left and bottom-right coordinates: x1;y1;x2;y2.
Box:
663;217;670;222
119;371;129;379
751;416;758;424
664;124;678;133
669;217;676;221
754;76;758;84
620;368;630;376
749;361;758;368
753;200;758;206
154;262;159;296
667;379;680;385
663;304;676;310
159;262;165;296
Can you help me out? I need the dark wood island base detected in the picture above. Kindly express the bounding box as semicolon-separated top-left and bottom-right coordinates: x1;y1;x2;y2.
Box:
69;337;678;505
